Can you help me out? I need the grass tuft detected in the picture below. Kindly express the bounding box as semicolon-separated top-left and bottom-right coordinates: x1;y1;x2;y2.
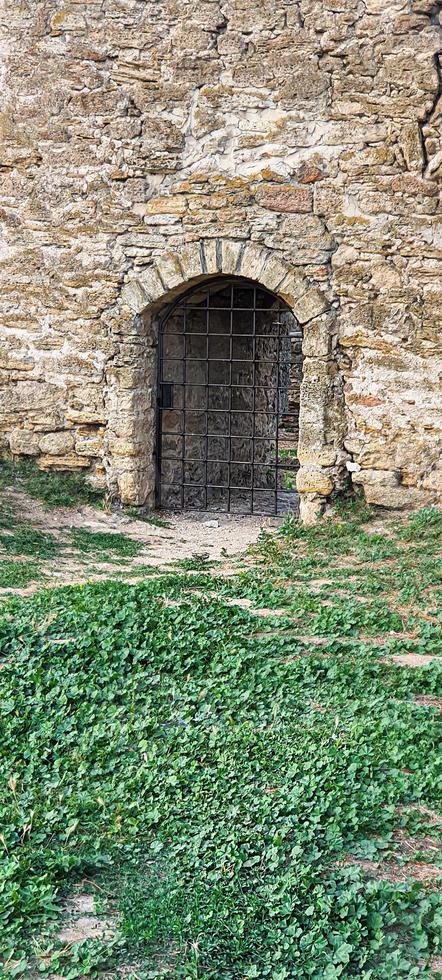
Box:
0;458;105;509
0;559;41;589
0;526;60;559
170;552;218;571
123;508;172;528
69;528;144;557
396;507;442;541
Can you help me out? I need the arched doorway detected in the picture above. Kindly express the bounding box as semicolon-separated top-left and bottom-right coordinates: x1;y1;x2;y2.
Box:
156;277;302;515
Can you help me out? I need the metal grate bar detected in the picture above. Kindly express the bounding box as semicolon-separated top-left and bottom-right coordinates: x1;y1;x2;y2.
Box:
161;456;298;467
161;481;298;492
157;276;301;516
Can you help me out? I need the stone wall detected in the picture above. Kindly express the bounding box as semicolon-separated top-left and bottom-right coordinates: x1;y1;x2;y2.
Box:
0;0;441;514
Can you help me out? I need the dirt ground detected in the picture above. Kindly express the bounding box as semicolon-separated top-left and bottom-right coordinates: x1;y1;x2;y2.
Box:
14;490;279;558
1;489;282;595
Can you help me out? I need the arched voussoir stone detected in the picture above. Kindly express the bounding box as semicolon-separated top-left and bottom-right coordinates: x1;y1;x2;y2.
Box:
120;239;331;324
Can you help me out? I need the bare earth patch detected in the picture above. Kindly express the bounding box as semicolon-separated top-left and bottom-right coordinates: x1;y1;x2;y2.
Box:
339;856;442;885
0;489;279;594
23;893;118;979
414;695;442;712
58;915;115;945
5;490;278;559
392;829;442;862
403;805;442;827
390;653;439;668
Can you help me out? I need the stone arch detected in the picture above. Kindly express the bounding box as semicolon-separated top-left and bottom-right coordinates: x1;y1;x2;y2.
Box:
121;239;331;326
109;239;347;523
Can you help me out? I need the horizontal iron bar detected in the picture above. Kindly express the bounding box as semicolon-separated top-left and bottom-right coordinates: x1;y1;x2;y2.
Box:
159;384;282;392
160;407;288;417
161;482;296;492
172;306;288;313
161;432;297;440
163;331;294;338
162;456;298;467
162;357;281;364
162;386;296;396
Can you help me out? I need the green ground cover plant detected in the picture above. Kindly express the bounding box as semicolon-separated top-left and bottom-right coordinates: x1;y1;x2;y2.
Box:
0;459;104;510
0;560;42;589
122;509;172;528
170;552;219;571
0;501;441;977
0;500;18;531
68;529;144;558
0;526;60;559
0;485;148;592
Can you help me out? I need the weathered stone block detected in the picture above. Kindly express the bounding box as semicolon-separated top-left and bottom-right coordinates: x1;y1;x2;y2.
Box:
302;316;332;357
179;243;204;282
422;467;442;493
292;288;330;325
350;468;417;507
255;184;313;214
145;196;187;216
302;358;334;382
75;430;105;457
297;448;337;467
201;239;221;275
66;390;106;425
137;267;166;304
391;175;438;197
39;431;75;455
299;495;325;526
121;280;150;314
106;367;146;390
155;253;184;291
9;428;40;455
238;244;267;282
399;122;425;172
107;436;149;457
0;352;34;372
259;254;290;292
296;467;334;496
37;453;91;471
117;468;150;505
352;469;399;488
277;269;309;306
221;240;243;275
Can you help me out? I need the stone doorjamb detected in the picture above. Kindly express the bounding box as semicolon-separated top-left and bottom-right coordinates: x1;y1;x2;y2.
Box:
108;238;347;523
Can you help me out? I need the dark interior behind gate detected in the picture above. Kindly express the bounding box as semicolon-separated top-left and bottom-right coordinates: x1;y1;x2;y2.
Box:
156;278;302;516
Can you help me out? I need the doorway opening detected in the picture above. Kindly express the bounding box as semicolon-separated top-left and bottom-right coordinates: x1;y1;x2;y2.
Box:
156;277;302;515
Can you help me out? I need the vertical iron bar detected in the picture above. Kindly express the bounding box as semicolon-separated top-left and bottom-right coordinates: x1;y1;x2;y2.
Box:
227;282;233;513
251;287;257;515
182;300;186;510
275;302;281;516
205;289;209;511
156;316;163;509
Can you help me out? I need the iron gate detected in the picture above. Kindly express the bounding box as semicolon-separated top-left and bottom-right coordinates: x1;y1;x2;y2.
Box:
156;278;302;515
